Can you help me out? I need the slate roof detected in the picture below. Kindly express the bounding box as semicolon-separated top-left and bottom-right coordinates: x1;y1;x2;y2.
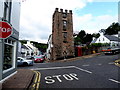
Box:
104;35;119;41
91;38;97;43
21;45;29;50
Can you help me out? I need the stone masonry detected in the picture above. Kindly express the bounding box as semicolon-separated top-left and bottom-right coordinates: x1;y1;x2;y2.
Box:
51;8;74;60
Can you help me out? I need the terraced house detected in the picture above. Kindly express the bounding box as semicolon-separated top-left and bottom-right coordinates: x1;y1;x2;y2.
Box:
0;0;21;88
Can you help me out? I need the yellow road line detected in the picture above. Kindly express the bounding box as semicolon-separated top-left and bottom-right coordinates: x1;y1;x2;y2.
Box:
32;71;41;90
37;71;41;82
36;71;41;89
114;59;120;67
36;83;40;89
34;71;39;83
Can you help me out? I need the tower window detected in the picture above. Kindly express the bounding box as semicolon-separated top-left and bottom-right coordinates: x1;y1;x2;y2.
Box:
63;32;67;38
63;20;67;30
63;32;67;43
63;13;67;18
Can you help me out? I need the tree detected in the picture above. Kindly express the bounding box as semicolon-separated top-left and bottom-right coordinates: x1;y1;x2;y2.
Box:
74;37;81;45
74;30;93;45
104;22;120;35
84;34;93;44
77;30;86;44
92;33;100;38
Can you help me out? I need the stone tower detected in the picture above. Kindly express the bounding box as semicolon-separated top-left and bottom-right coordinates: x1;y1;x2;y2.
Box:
51;8;74;60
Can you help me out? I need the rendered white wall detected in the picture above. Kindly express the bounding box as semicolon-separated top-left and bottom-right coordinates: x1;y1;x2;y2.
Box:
10;1;21;31
0;0;4;20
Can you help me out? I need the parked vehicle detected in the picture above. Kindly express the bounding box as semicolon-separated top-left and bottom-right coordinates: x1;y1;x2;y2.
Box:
34;55;45;63
102;47;120;55
17;57;33;66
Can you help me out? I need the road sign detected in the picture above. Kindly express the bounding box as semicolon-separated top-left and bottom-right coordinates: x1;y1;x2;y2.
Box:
0;21;13;39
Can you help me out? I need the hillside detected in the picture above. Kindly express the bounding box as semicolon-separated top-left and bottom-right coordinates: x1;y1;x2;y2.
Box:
19;40;48;53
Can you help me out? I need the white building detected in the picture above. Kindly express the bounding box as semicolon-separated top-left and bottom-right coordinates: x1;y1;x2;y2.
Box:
91;33;119;48
18;41;40;57
18;42;33;57
46;34;53;60
0;0;21;88
24;41;40;56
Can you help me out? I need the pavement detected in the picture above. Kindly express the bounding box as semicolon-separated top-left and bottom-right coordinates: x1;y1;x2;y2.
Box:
1;53;102;89
2;69;35;89
46;53;102;63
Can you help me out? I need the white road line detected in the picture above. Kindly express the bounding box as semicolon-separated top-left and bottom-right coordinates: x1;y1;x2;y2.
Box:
82;64;90;67
109;79;120;84
31;66;92;74
74;66;92;74
31;66;75;70
97;64;102;66
108;62;114;64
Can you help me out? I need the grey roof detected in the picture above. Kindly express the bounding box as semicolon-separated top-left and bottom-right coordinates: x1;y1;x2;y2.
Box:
91;38;97;43
21;45;29;50
104;35;119;41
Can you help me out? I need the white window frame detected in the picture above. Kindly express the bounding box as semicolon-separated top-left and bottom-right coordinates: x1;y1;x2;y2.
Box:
3;39;17;74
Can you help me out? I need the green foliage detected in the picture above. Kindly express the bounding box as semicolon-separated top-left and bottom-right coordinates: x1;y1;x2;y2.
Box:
91;43;102;47
77;30;86;39
30;41;48;52
74;37;82;45
104;22;120;35
84;34;93;44
92;33;100;38
20;40;48;53
90;43;110;47
19;40;27;45
74;30;93;45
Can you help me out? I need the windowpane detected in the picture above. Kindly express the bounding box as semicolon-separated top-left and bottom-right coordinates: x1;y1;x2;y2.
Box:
3;44;13;70
63;13;67;18
63;20;67;30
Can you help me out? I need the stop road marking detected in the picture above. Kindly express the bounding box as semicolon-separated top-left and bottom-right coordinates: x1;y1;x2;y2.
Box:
45;73;79;84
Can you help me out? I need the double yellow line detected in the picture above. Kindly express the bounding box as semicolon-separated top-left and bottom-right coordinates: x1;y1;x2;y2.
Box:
32;71;41;90
115;59;120;67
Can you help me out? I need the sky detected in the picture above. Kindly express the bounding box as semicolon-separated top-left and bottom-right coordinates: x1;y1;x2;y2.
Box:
19;0;119;43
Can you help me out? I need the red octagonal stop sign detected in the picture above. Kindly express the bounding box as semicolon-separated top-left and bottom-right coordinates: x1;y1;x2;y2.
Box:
0;21;13;39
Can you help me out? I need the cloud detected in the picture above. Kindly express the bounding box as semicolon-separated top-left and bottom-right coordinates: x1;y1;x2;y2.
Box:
92;0;119;2
73;14;117;34
20;0;117;44
20;0;88;43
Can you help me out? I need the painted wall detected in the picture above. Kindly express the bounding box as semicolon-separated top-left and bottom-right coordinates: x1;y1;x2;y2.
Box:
0;0;4;20
95;33;110;43
10;1;21;31
0;0;21;31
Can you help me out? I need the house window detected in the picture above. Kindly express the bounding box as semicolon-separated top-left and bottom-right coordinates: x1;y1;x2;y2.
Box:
103;38;104;41
3;39;16;70
3;0;12;22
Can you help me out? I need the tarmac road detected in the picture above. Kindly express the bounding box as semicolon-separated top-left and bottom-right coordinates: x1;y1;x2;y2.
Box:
18;54;120;88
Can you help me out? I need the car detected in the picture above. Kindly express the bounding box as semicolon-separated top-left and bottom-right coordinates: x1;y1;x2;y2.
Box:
17;57;34;66
34;55;45;63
